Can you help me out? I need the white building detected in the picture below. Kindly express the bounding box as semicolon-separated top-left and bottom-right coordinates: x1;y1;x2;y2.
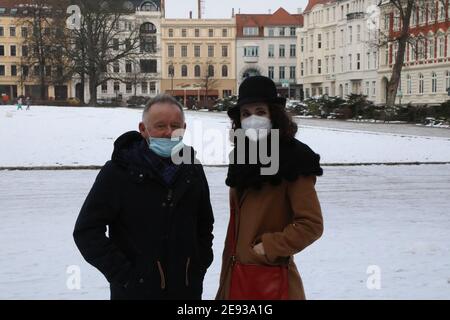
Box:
236;8;303;99
298;0;379;101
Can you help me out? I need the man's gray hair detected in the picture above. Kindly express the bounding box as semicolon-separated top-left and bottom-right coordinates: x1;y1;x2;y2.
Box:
142;94;185;121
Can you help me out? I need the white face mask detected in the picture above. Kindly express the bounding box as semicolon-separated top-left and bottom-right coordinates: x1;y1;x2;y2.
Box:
241;115;272;141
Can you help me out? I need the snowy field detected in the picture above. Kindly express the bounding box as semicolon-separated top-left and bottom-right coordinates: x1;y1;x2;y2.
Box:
1;105;450;167
1;165;450;300
1;105;450;300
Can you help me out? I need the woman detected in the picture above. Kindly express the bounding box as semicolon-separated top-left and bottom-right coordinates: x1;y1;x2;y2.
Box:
216;76;324;300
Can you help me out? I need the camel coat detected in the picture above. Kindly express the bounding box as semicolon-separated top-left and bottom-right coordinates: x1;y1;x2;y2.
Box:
216;175;323;300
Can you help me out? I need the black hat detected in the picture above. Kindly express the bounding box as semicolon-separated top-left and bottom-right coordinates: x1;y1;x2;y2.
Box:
227;76;286;117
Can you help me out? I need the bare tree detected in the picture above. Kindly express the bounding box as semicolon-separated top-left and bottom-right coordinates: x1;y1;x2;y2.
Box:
198;61;219;108
376;0;447;107
65;0;142;106
18;0;72;100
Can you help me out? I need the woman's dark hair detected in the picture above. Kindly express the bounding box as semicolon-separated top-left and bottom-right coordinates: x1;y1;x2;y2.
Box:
229;103;298;141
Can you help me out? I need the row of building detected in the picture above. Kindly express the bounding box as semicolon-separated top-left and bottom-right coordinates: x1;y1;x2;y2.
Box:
0;0;450;106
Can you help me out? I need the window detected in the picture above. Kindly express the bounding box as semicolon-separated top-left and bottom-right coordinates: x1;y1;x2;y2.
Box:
279;66;285;79
439;2;446;20
317;59;322;74
357;25;361;42
195;29;200;37
222;29;228;37
300;62;304;76
318;34;322;48
182;29;187;37
208;65;214;77
310;34;314;51
209;29;214;37
140;59;157;73
101;83;108;94
268;28;274;37
340;29;344;46
181;65;188;77
367;52;371;69
126;61;132;73
222;65;228;77
10;45;16;57
181;45;187;57
365;82;370;96
348;26;352;44
290;44;296;57
279;45;285;57
0;65;5;76
0;45;4;56
290;66;296;79
243;27;258;36
168;29;173;37
222;45;228;57
168;45;174;57
438;36;445;57
300;38;304;52
412;9;418;26
268;44;274;57
195;45;201;57
372;81;376;96
432;72;437;93
113;38;119;51
332;31;336;48
44;65;51;77
22;27;28;38
142;82;148;94
150;82;156;94
10;27;16;37
332;56;335;73
22;66;29;77
244;46;258;57
419;73;424;94
326;32;329;49
11;65;17;76
208;45;214;57
349;54;352;70
340;56;344;72
194;65;201;77
279;27;285;36
113;82;120;93
357;53;361;70
0;27;3;37
418;39;425;60
407;74;412;94
428;37;435;59
126;83;132;94
419;8;425;24
325;57;329;73
113;62;120;73
268;66;274;79
290;27;296;36
223;90;232;97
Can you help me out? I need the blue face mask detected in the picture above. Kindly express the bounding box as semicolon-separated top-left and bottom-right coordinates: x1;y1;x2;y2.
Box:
148;136;184;158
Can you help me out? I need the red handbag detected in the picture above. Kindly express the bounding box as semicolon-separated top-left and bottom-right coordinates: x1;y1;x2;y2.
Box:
228;205;289;300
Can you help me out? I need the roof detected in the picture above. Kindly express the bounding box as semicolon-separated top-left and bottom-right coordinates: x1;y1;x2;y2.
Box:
303;0;336;13
236;7;303;37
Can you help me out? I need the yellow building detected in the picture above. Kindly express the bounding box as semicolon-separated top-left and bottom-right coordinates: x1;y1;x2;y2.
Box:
161;17;236;108
0;2;73;102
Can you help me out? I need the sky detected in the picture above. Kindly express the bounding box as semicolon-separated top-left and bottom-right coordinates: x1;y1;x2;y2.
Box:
165;0;309;19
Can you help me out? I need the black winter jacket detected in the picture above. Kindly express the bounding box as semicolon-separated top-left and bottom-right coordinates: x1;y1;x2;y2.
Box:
73;131;214;300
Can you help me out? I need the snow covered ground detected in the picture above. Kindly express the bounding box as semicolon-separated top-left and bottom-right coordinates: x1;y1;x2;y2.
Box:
1;165;449;300
1;105;450;167
1;105;450;300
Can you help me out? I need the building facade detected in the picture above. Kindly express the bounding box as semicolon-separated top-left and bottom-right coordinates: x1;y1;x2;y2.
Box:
81;0;165;103
236;8;303;99
0;1;74;101
160;17;236;108
377;0;450;105
298;0;379;101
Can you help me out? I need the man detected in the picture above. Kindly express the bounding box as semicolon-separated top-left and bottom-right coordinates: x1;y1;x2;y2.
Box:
74;94;214;300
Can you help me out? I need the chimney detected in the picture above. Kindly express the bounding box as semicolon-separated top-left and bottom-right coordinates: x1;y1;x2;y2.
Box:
268;9;271;14
297;7;303;14
232;8;235;17
190;11;193;19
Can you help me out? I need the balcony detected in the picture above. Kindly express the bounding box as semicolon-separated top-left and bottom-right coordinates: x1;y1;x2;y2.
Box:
347;12;365;21
243;56;259;63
